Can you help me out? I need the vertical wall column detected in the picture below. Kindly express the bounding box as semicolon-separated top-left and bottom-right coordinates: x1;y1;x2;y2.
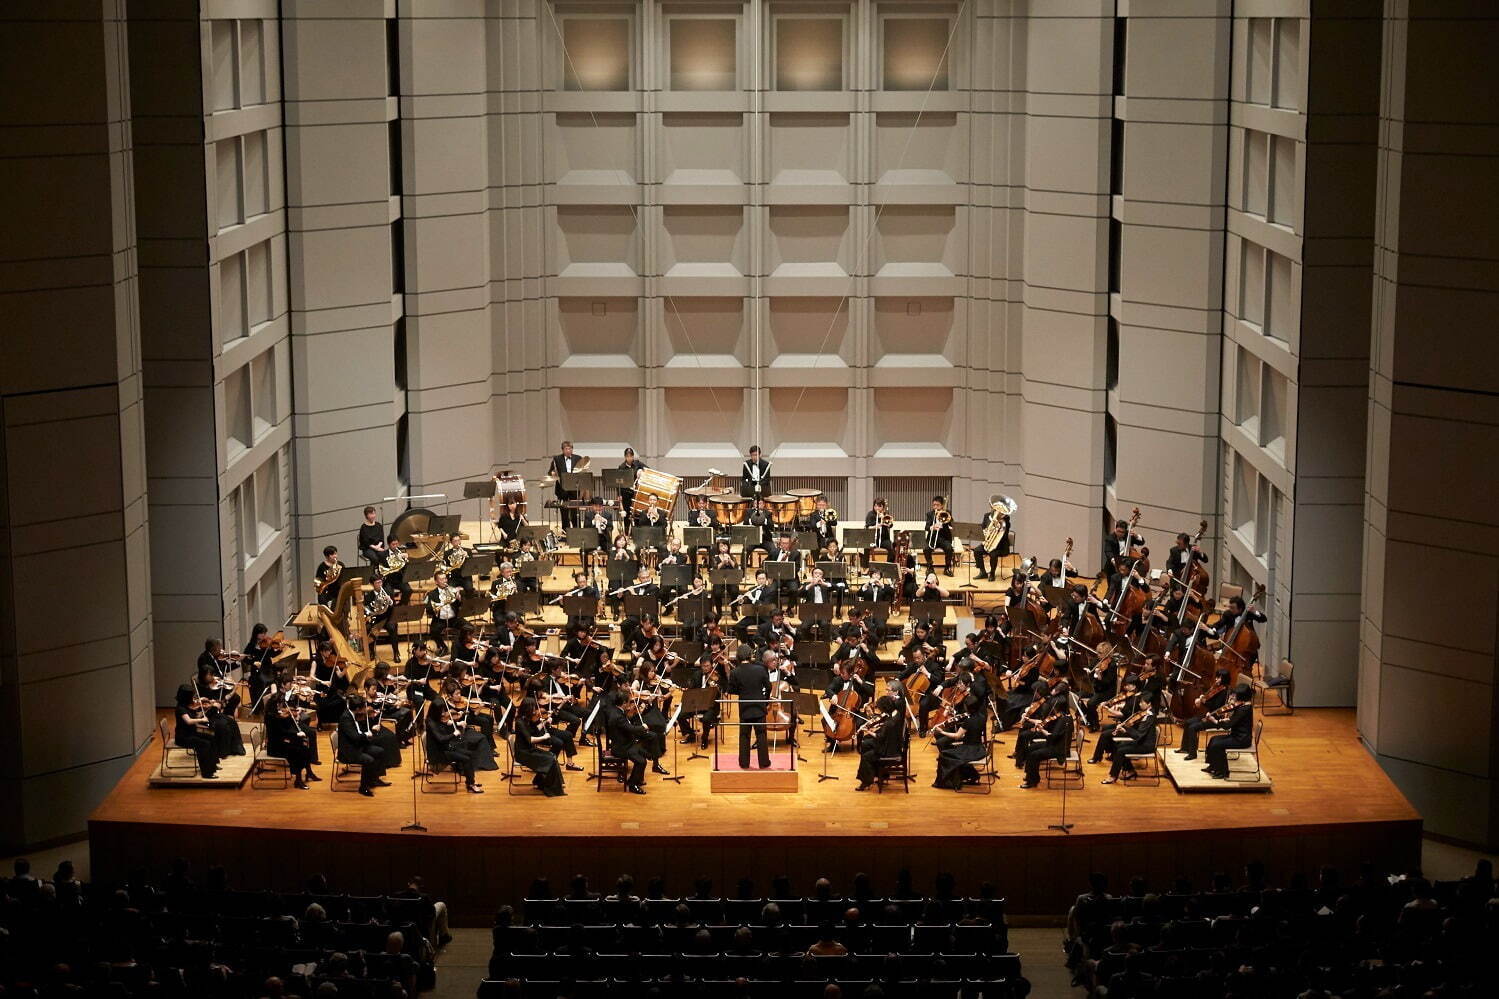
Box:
1109;3;1230;569
0;1;155;849
1016;1;1113;569
283;0;402;574
1359;2;1499;846
402;0;494;503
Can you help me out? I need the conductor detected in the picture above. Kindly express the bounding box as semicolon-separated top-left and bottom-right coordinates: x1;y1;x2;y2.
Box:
728;650;774;769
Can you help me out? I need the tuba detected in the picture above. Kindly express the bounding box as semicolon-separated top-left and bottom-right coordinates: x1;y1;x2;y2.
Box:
378;546;408;578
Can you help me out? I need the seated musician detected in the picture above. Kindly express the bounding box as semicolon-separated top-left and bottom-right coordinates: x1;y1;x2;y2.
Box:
761;608;796;652
426;703;484;793
173;687;222;778
514;698;566;796
854;695;905;792
585;495;614;552
559;569;600;632
1004;572;1032;610
1038;557;1071;590
629;662;674;775
606;689;654;795
267;697;317;788
1018;679;1074;789
401;643;438;713
629;616;662;663
336;696;391;797
197;638;244;712
896;619;938;667
381;532;412;604
424;569;465;653
899;646;944;738
799;566;837;633
809;495;837;544
672;574;711;622
732;569;776;642
916;571;951;603
1203;684;1254;779
864;497;895;562
1101;689;1158;785
488;567;519;626
948;632;994;703
1089;672;1142;764
243;623;283;713
1150;578;1202;632
451;625;485;668
932;693;988;790
367;663;416;746
1174;667;1233;761
709;540;740;612
821;657;875;750
311;641;350;724
923;496;955;576
358;505;387;565
364;575;399;659
834;627;880;675
183;663;244;760
975;503;1010;581
745;499;773;556
533;663;586;770
1082;654;1121;731
439;679;497;771
314;545;342;608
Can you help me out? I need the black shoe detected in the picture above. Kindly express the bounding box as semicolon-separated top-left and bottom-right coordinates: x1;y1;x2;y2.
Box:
467;784;484;794
1201;766;1215;773
855;782;873;792
579;736;595;748
1087;756;1103;765
305;771;322;782
359;787;375;797
1018;781;1038;789
295;779;309;790
374;779;393;788
652;763;670;776
627;784;646;795
565;763;584;772
1181;752;1198;761
944;569;954;577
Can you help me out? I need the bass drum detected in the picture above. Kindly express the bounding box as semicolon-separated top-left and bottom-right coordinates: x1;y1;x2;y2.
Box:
631;467;683;516
494;472;528;516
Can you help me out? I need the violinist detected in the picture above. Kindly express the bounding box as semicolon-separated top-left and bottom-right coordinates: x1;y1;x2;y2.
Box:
629;616;662;662
1011;677;1060;767
426;703;483;793
310;641;350;724
630;662;674;774
932;693;988;790
452;625;486;668
197;639;244;715
949;632;995;703
181;664;244;760
689;637;731;749
440;678;498;772
539;658;587;757
998;642;1046;731
1082;654;1121;731
854;695;905;791
1203;684;1254;779
1018;679;1075;789
709;540;740;612
356;677;405;770
368;662;417;745
728;650;774;770
605;690;651;795
401;643;438;712
243;623;283;711
173;686;221;778
1174;667;1232;761
424;569;465;653
1208;596;1267;666
337;696;391;797
1088;673;1141;765
267;697;317;788
364;574;399;659
1101;689;1158;784
516;697;566;796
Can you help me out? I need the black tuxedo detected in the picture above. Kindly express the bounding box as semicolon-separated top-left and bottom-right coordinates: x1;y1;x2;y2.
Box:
923;511;954;571
607;708;651;787
864;511;894;552
336;711;388;790
740;458;771;499
728;661;773;768
551;452;581;528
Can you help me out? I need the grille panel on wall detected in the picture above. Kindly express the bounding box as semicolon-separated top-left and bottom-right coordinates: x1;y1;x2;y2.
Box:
873;477;953;522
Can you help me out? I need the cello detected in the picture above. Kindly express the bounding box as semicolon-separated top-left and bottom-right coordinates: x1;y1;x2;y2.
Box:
823;660;868;746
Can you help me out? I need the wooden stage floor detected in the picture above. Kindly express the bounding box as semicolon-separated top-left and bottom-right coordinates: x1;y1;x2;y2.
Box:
90;709;1420;920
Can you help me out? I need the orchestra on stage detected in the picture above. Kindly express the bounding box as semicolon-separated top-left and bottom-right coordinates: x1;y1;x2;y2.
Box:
173;443;1270;799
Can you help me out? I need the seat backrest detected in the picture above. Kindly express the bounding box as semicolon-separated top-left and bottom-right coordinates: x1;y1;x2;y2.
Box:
329;729;339;755
1279;658;1294;678
159;716;172;745
1218;582;1243;603
249;724;263;752
1253;719;1264;750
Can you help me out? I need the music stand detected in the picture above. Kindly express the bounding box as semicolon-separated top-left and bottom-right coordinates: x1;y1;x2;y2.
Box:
633;526;666;550
558;471;590;499
601;468;632;495
799;641;832;667
794;530;820;552
842;528;874;551
709;567;742;591
676;596;711;627
463;480;494;542
518;525;551;546
607;557;639;585
623;595;660;620
679;686;716;762
405;560;436;585
507;591;541;620
950;520;984;590
565;526;600;552
433;514;461;537
797;602;834;627
391;603;426;644
815;561;847;582
458;594;489;621
465;552;496;578
660;565;694;592
682;526;714;552
672;642;705;665
866;561;898;583
911;600;948;631
902;530;927;550
729;525;761;550
561;595;596;624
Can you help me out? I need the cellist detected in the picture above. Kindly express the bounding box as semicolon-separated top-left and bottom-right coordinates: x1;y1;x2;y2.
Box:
822;655;875;753
899;645;944;738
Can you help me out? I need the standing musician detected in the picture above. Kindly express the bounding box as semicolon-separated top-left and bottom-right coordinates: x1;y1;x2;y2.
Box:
1203;684;1254;779
922;495;955;577
1018;679;1075;789
337;695;391;797
495;498;526;550
1166;531;1208;582
1104;518;1146;587
854;695;906;792
550;440;582;530
864;498;896;560
606;690;652;795
740;444;771;500
618;447;646;512
426;703;484;793
267;697;317;788
1208;595;1267;667
975;498;1012;581
729;650;775;770
1174;667;1233;761
932;693;988;790
515;698;566;796
1101;689;1158;784
364;574;398;659
313;545;343;607
424;569;465;653
357;506;387;566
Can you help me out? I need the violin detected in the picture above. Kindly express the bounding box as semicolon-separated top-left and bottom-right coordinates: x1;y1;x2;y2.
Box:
257;629;287;653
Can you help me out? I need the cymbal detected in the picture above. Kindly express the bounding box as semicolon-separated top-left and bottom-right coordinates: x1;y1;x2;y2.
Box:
683;486;715;497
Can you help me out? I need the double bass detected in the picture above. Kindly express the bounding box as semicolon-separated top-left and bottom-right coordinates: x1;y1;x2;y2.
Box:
1167;616;1221;720
1213;583;1266;681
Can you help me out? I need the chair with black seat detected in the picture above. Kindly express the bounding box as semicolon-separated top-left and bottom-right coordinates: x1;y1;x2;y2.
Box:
592;736;629;791
912;922;953;953
505;731;546;796
249;723;292;788
949;921;997;954
1043;726;1086;790
521;894;559;925
1123;746;1162;786
724;897;764;924
766;897;806;924
685;897;725;923
875;738;912;793
327;730;363;791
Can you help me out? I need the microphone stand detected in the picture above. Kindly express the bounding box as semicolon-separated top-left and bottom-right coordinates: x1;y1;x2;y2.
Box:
1048;695;1084;836
402;703;427;832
